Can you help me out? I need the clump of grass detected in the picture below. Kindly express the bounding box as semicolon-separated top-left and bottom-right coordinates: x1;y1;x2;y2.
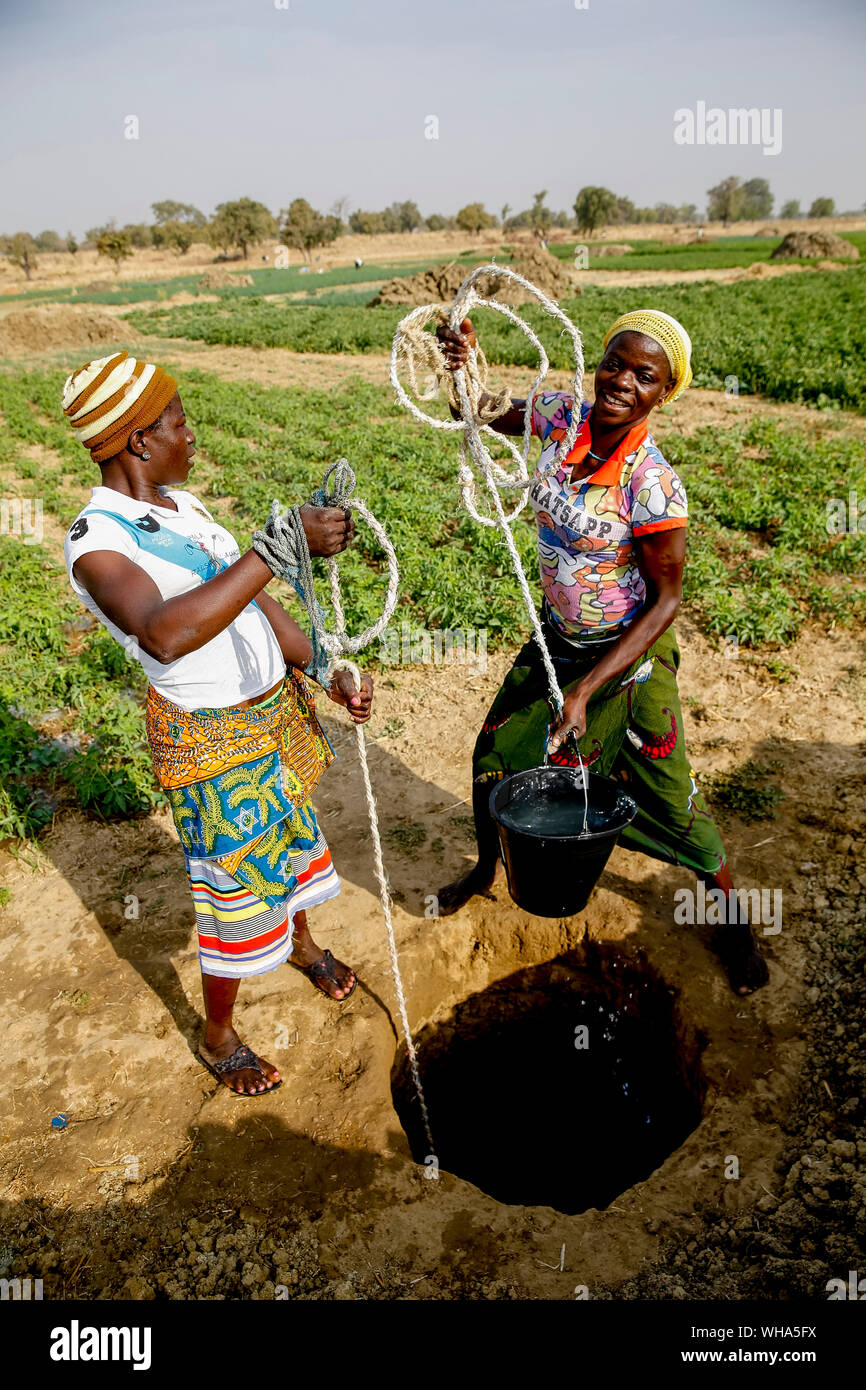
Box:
703;760;784;822
384;822;428;858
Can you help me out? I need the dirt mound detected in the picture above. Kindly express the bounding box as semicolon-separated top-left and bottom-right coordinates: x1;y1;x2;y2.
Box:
0;304;139;356
592;243;633;257
198;268;254;289
82;280;114;292
771;230;858;261
370;246;580;307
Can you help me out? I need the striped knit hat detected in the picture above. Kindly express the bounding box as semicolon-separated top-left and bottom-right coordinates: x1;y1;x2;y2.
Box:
61;351;178;463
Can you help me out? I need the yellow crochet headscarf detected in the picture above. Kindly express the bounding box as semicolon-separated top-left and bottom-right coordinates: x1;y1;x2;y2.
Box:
602;309;693;404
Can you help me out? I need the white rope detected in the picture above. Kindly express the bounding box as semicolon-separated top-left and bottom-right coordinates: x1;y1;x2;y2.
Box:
391;264;591;823
310;465;437;1162
331;657;435;1161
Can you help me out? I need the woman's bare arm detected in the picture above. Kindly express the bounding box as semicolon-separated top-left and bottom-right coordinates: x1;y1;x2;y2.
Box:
73;548;274;664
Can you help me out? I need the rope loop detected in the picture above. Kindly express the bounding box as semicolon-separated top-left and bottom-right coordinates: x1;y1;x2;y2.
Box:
391;263;590;827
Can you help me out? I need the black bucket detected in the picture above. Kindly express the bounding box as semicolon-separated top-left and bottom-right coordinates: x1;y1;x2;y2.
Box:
489;766;638;917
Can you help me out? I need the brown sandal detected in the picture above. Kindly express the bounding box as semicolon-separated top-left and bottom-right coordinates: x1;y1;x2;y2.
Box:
292;948;357;1002
198;1043;282;1096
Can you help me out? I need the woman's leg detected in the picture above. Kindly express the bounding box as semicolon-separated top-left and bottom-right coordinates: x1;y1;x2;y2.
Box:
438;632;594;915
199;972;282;1095
704;863;769;997
288;909;356;999
437;780;503;915
613;633;769;996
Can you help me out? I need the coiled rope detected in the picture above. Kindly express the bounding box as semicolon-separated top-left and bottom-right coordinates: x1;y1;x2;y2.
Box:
390;263;590;823
253;460;435;1161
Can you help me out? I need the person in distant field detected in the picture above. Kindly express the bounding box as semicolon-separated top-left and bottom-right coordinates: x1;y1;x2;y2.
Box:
433;309;769;997
62;351;374;1095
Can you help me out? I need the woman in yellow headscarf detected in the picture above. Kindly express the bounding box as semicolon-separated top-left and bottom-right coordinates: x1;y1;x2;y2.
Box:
433;309;768;997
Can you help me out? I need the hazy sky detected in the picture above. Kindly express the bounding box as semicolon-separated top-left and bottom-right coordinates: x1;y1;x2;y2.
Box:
2;0;864;234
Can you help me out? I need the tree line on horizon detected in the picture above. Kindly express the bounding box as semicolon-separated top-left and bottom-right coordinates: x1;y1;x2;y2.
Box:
1;180;857;280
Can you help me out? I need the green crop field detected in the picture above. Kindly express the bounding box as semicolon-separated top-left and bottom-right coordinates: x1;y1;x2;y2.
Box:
125;266;866;412
1;364;863;838
0;259;444;307
549;231;866;273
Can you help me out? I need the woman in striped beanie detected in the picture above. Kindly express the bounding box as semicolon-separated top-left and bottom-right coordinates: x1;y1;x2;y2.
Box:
62;350;374;1095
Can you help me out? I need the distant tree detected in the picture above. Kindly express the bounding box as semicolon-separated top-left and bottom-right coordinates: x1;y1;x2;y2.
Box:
678;203;698;222
1;232;38;280
654;203;680;224
707;177;745;225
779;199;800;219
614;196;636;224
96;229;133;274
455;202;496;234
382;201;423;233
550;209;572;227
279;198;340;262
157;220;195;254
210;198;276;259
528;190;552;242
425;213;454;231
574;186;618;235
808;197;835;218
741;178;773;219
500;203;511;229
349;209;386;235
34;229;64;252
66;231;78;255
152;200;206;227
122;223;153;249
330;196;351;228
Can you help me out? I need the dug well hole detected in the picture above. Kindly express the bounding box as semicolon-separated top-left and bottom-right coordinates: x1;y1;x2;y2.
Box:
392;950;707;1214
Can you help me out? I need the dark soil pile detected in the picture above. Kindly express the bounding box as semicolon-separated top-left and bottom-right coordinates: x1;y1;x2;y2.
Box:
370;245;580;307
771;231;858;262
198;268;254;289
0;305;139;355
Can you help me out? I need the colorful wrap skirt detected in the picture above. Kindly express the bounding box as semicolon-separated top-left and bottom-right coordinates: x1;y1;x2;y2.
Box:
473;615;726;878
146;670;340;978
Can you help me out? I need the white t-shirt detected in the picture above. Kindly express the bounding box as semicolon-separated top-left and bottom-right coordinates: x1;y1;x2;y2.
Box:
64;485;284;711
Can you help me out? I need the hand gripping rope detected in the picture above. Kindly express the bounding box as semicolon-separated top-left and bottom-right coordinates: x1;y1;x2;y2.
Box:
390;264;591;826
253;460;436;1160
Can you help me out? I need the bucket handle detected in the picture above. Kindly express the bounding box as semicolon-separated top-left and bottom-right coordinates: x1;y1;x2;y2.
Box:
544;727;589;836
